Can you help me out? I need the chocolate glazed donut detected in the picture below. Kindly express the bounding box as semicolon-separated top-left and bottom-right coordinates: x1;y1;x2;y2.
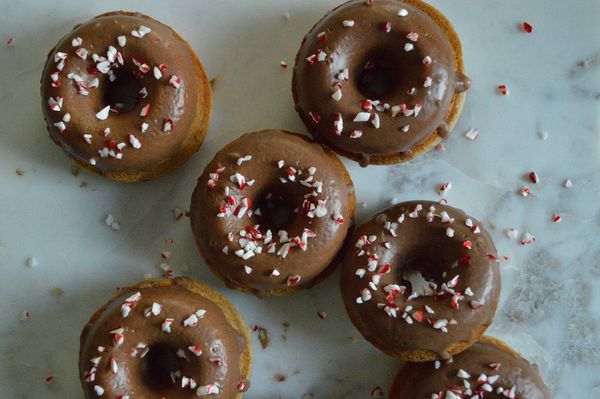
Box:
340;201;500;361
292;0;470;166
389;336;551;399
41;12;211;182
190;130;356;297
79;278;251;398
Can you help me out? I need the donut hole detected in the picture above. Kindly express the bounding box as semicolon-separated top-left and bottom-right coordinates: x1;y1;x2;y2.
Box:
139;343;181;391
254;188;297;232
356;49;402;99
397;244;464;294
355;47;420;100
102;68;142;113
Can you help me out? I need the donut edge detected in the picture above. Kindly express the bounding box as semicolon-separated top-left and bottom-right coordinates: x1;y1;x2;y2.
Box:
291;0;467;166
42;11;212;183
79;277;252;399
190;129;356;297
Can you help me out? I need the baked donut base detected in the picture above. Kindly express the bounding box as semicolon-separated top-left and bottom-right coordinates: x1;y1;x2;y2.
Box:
388;336;522;399
193;130;356;297
344;292;497;362
45;11;212;183
293;0;467;166
79;277;252;399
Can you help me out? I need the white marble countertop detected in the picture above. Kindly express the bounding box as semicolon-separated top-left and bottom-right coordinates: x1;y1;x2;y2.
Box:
1;0;599;397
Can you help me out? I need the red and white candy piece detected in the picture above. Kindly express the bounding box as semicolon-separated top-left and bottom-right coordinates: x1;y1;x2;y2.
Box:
196;384;220;396
168;75;181;88
406;32;419;42
162;318;174;333
140;104;151;117
287;275;301;287
163;119;174;132
438;182;452;196
188;345;203;357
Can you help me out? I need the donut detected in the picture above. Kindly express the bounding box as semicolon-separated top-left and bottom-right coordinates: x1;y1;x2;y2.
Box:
41;12;211;182
340;200;500;361
190;129;355;296
389;336;551;399
292;0;470;166
79;277;251;398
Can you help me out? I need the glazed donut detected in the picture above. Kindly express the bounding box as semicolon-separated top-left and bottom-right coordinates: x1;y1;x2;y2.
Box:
190;129;355;296
79;277;251;398
292;0;470;166
340;200;500;361
389;336;551;399
41;12;211;182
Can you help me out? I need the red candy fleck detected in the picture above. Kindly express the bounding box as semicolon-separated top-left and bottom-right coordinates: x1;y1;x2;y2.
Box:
459;253;471;266
308;111;321;124
529;171;539;184
523;22;533;33
498;84;509;95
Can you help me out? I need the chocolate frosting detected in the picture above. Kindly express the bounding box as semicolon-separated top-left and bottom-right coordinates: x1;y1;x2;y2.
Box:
190;130;355;295
292;0;470;161
340;201;500;358
79;278;248;398
390;337;551;399
41;12;208;174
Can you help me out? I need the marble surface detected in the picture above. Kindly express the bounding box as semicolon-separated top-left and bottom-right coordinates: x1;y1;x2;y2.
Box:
1;0;599;397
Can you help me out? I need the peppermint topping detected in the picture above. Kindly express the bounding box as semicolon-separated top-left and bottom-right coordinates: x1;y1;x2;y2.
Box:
351;205;491;334
131;25;151;38
95;106;110;121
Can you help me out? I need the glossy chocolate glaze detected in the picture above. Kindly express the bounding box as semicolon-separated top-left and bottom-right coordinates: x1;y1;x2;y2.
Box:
41;12;206;173
190;130;355;295
292;0;470;161
390;338;551;399
340;201;500;358
79;278;247;398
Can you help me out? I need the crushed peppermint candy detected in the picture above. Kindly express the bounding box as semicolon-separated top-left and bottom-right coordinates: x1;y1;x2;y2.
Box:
105;214;120;231
131;25;151;38
465;128;479;140
25;256;38;268
95;106;110;121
